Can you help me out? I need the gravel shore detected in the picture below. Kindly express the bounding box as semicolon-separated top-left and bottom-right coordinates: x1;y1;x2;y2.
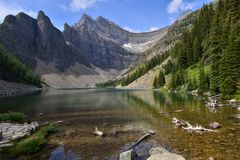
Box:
0;80;41;98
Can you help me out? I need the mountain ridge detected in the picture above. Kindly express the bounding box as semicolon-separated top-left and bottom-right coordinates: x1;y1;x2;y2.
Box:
0;10;191;88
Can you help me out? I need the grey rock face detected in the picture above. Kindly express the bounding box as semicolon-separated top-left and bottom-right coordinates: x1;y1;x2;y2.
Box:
63;15;135;70
63;14;169;69
0;11;88;73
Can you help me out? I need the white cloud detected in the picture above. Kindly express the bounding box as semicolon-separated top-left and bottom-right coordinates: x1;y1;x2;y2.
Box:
123;26;140;33
0;2;37;23
70;0;105;11
149;27;159;32
167;0;183;14
167;0;195;14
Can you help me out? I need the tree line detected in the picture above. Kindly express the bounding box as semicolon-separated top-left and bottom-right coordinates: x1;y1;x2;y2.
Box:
0;45;42;87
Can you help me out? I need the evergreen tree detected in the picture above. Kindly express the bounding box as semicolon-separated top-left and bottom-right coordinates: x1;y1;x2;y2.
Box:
209;10;222;93
153;71;166;88
198;66;209;94
220;22;240;96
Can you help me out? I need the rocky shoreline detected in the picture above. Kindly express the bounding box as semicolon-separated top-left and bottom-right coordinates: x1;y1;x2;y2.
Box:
0;80;42;98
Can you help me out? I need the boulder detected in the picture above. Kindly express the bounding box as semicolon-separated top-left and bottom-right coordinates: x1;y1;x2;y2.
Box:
119;149;136;160
233;114;240;120
149;147;169;156
147;153;185;160
209;122;221;129
229;99;236;103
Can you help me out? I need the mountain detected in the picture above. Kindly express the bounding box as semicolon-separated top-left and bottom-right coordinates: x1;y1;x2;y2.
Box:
0;9;195;88
0;11;171;88
63;14;169;69
0;11;88;71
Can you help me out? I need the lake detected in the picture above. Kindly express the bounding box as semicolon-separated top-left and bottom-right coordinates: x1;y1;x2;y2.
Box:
0;89;239;160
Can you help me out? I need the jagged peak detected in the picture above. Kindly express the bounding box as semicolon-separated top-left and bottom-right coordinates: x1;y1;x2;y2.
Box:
37;10;52;26
96;16;119;27
38;10;46;18
3;15;16;24
74;13;94;28
64;23;72;30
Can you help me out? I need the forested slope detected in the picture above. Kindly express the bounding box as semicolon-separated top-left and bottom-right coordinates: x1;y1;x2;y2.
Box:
0;45;42;87
153;0;240;98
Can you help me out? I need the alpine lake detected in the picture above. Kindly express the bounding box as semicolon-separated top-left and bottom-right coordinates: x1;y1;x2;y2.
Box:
0;89;239;160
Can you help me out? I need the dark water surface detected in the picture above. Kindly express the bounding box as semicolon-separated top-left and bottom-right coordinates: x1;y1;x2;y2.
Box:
0;89;239;160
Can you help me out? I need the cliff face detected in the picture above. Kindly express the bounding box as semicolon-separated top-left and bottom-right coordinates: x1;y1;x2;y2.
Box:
0;11;88;72
63;14;134;70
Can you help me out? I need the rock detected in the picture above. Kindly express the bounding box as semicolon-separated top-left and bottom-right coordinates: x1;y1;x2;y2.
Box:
233;114;240;120
149;147;169;156
209;122;221;129
147;153;185;160
0;143;14;148
229;99;236;103
35;113;43;117
0;122;39;142
237;107;240;111
119;149;136;160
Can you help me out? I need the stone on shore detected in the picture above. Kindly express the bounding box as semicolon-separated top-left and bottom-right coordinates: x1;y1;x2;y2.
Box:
119;149;136;160
0;122;39;145
147;152;185;160
209;122;221;129
233;114;240;120
149;147;169;156
147;147;185;160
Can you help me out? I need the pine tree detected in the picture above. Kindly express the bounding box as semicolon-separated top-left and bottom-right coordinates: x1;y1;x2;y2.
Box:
220;22;240;96
209;10;222;93
153;71;166;88
158;71;166;87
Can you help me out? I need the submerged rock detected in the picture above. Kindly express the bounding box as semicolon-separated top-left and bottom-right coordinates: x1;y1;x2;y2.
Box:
119;149;136;160
147;152;185;160
209;122;221;129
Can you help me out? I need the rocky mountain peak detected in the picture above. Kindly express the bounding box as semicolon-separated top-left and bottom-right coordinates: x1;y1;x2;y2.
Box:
64;23;71;30
3;15;17;24
37;10;52;26
74;13;94;28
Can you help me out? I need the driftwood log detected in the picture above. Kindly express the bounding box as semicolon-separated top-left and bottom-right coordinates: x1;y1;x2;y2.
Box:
159;109;184;114
131;130;155;149
172;117;218;133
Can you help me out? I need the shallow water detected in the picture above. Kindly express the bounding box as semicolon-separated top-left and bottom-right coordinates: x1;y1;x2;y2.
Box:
0;89;239;160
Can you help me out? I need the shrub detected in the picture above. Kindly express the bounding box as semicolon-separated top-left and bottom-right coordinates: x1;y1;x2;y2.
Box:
0;112;26;123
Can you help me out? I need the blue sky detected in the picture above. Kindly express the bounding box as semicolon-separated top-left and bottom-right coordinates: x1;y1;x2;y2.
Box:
0;0;213;32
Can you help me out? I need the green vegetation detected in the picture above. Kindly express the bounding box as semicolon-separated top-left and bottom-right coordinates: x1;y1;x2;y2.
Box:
121;52;169;86
96;52;169;88
2;124;57;155
153;71;166;88
166;0;240;98
96;79;121;88
0;45;42;87
0;112;27;123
